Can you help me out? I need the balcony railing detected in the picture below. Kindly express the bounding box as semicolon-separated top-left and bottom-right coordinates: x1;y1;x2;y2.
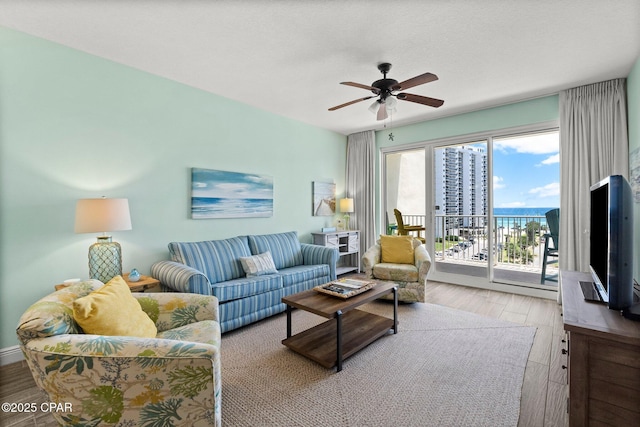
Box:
394;213;553;271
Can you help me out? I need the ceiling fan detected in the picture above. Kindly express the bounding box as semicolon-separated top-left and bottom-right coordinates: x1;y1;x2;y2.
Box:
328;62;444;121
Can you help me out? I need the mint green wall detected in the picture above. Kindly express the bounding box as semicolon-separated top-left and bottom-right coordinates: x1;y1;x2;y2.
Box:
376;96;559;150
0;27;346;350
628;55;640;282
373;95;559;235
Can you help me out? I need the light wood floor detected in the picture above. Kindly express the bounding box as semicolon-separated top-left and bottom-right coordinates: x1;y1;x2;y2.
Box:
424;281;568;427
0;281;568;427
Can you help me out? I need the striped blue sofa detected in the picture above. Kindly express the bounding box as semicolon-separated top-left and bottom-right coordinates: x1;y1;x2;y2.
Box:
151;231;339;333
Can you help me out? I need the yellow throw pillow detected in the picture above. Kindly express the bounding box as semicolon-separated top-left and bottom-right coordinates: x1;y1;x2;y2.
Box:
380;235;415;264
73;275;157;338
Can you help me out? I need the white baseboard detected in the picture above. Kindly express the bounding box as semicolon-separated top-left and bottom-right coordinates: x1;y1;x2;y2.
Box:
0;346;25;366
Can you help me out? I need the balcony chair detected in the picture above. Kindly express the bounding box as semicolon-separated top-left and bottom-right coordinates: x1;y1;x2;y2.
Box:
385;211;397;235
393;208;426;243
362;235;431;303
16;277;222;426
540;208;560;284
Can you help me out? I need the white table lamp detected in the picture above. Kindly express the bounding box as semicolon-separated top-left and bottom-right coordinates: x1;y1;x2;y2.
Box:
75;197;132;283
340;198;354;231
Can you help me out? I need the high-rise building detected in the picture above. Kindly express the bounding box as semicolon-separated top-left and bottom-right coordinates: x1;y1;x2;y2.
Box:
434;145;487;237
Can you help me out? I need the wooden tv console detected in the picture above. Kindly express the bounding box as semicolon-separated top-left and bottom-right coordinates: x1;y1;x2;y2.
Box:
560;270;640;426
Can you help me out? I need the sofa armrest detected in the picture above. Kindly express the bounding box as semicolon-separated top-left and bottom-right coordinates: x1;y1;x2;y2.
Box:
415;245;432;284
301;243;339;280
132;293;219;331
361;244;381;278
151;261;212;295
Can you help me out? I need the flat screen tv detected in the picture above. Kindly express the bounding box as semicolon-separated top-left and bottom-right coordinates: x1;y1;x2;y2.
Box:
589;175;634;311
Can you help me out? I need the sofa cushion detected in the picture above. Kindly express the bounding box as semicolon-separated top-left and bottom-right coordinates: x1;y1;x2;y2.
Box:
212;275;283;302
247;232;303;270
240;252;278;276
72;276;157;338
169;236;251;284
278;264;330;287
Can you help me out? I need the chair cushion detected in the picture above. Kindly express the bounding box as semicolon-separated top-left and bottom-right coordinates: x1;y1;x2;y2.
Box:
373;263;419;282
73;276;157;338
380;235;415;264
240;252;278;276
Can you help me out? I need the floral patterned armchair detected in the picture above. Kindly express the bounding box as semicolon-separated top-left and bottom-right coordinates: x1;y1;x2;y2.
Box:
362;237;431;303
16;280;221;426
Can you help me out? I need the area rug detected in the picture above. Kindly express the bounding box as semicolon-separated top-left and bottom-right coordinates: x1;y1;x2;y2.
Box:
220;301;536;427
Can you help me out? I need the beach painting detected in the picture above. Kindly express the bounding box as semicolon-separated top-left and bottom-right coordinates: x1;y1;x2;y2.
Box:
631;146;640;203
191;168;273;219
313;182;336;216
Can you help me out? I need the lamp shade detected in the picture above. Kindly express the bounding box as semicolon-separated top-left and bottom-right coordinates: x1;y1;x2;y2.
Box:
75;198;132;234
340;198;354;213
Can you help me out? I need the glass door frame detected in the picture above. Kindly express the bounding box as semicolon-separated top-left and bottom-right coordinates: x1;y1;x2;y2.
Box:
380;121;559;297
426;137;494;286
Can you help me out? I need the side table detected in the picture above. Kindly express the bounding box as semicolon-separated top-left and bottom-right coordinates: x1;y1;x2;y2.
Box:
311;230;360;276
55;273;160;293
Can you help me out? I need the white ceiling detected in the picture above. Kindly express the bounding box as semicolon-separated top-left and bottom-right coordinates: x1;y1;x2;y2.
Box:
1;0;639;136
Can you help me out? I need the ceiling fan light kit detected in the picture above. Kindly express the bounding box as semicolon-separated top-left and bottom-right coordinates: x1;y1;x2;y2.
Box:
329;62;444;121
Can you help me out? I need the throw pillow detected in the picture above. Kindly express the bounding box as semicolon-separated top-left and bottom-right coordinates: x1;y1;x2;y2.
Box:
240;252;278;276
380;235;415;264
72;275;157;338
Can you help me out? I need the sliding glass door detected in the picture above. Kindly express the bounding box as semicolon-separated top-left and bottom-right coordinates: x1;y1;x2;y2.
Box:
431;141;489;280
382;125;560;292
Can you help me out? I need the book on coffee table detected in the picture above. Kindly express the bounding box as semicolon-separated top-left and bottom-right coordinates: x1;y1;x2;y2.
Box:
314;278;375;299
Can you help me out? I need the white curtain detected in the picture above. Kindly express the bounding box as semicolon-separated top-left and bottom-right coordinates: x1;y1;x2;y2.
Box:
559;78;629;273
346;130;376;258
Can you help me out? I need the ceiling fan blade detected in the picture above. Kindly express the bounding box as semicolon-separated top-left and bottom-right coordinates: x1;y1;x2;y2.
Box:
328;96;376;111
392;72;438;91
341;81;380;93
377;103;388;121
397;93;444;108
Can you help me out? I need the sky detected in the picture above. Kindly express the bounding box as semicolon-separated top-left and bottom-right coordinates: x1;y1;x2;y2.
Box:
391;131;560;215
192;168;273;200
491;131;560;208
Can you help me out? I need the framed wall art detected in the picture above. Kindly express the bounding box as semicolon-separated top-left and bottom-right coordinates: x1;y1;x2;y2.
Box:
631;146;640;203
191;168;273;219
312;181;336;216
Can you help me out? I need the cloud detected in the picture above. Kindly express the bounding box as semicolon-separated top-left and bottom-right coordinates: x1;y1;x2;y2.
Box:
500;201;526;208
216;183;249;191
537;153;560;166
528;182;560;198
494;132;559;155
493;176;506;189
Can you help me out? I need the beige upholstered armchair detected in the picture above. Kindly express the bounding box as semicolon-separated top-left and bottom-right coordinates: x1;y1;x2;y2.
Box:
362;236;431;303
16;279;222;426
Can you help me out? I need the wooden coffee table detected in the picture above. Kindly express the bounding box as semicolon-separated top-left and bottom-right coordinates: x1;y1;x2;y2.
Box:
282;281;397;372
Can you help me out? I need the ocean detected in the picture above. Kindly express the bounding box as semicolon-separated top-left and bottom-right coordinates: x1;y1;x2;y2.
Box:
493;207;557;217
493;207;558;229
191;197;273;219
